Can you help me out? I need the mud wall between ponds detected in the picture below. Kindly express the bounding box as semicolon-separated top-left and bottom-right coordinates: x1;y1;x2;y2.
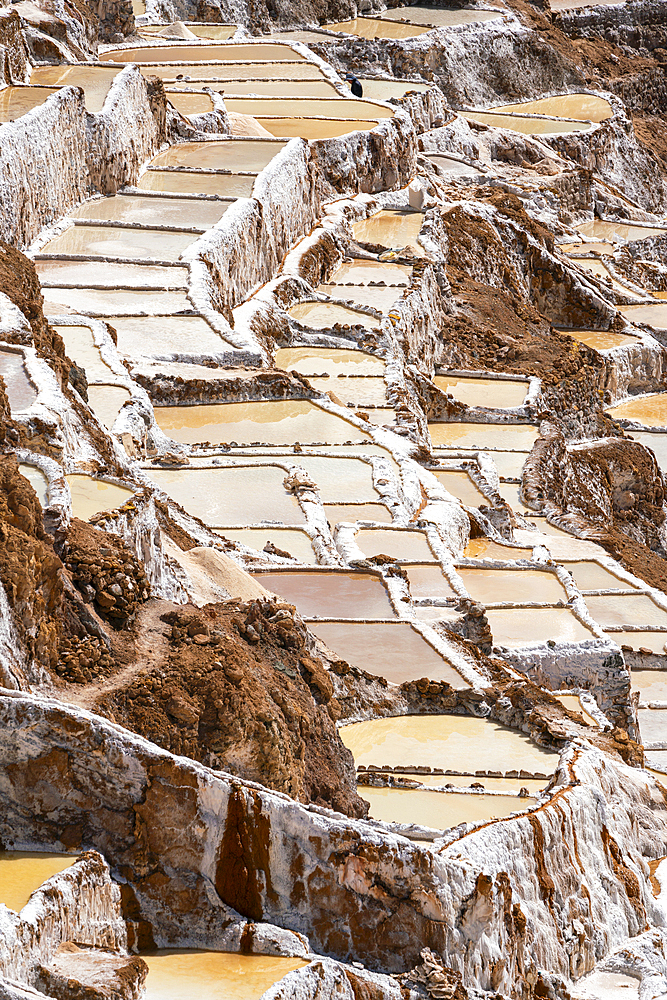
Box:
1;693;666;998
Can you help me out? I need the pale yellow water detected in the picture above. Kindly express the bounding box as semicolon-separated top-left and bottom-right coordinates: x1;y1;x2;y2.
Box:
585;595;667;629
18;464;48;506
637;709;667;744
156;399;370;446
141;24;237;40
36;260;188;287
142;951;307;1000
578;220;667;243
632;671;667;701
66;475;135;520
87;385;131;429
319;282;402;311
292;455;378;502
434;375;528;409
330;260;411;285
149;61;322;82
560;241;616;256
562;561;634;591
352;210;423;252
325;502;392;526
432;470;487;506
464;538;533;560
553;693;595;725
275;347;384;376
495;482;522;508
255;570;395;618
147;466;305;524
309;375;387;406
289;301;381;330
109;314;230;357
225;96;390;120
355;78;430;100
461;111;591;135
216;79;339;97
70;196;229;230
55;325;116;381
138;171;256;197
610;631;667;654
354;528;435;561
104;43;306;61
494;94;612;123
607;393;667;427
564;329;642;351
43;287;190;317
0;86;58;121
254;117;380;140
570;969;639;1000
486;607;594;646
30;65;121;113
166;91;215;114
325;16;430;38
459;567;566;604
312;620;467;686
0;350;36;411
521;518;576;540
216;527;315;562
361;787;532;829
429;422;538;450
341;714;557;772
41;225;195;261
400;773;546;793
0;852;76;912
150;139;286;171
381;5;503;26
620;304;667;330
575;257;631;294
489;451;528;478
414;606;459;625
405;563;455;599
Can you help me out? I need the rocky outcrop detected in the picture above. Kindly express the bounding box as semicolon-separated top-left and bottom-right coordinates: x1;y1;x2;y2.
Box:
65;519;149;628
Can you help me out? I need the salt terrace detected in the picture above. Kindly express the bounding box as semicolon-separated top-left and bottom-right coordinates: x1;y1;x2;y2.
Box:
1;0;667;997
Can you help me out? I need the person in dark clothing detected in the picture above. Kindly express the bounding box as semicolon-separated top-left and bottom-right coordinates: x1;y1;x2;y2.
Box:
345;72;364;97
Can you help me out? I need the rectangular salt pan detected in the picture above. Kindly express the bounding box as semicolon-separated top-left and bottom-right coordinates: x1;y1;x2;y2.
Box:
308;376;387;406
275;347;384;377
458;568;566;604
325;503;392;526
150;139;285;171
354;529;435;561
324;17;430;38
70;195;231;230
294;456;379;502
138;171;255;197
43;288;191;316
433;470;487;506
434;375;528;409
405;563;454;598
362;787;532;831
486;607;594;646
429;422;538;450
141;951;307;1000
150;61;323;81
109;315;231;357
216;528;316;562
562;561;636;591
148;466;305;524
29;65;122;113
104;43;307;61
255;570;395;618
36;260;188;287
351;210;424;252
585;594;667;629
41;226;196;262
256;118;380;140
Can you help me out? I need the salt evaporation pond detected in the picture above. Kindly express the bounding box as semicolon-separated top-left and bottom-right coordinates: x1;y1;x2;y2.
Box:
432;471;487;506
565;329;642;351
585;595;667;629
148;466;305;524
41;225;195;261
308;375;387;406
384;4;502;24
429;422;538;450
461;111;592;135
615;632;667;654
255;570;395;618
140;23;237;39
312;621;467;686
464;538;533;560
458;568;566;604
554;694;595;725
66;475;135;521
44;288;190;317
325;502;392;526
71;194;231;230
150;139;286;171
488;451;529;478
426;154;479;177
289;302;381;330
138;171;256;197
324;16;430;38
637;709;667;744
354;528;435;561
18;464;48;506
107;315;230;357
37;261;188;287
620;304;667;330
293;456;379;502
0;86;59;121
30;65;122;112
434;375;528;409
0;852;76;912
165;92;216;114
275;346;384;376
570;970;639;1000
405;563;455;599
225;96;390;120
351;210;424;252
486;607;595;646
411;773;547;793
142;951;307;1000
219;79;339;97
0;350;36;411
258;119;381;141
87;385;131;429
562;561;634;591
156;400;370;445
493;94;612;122
318;283;401;311
361;787;533;830
217;527;316;562
578;220;667;242
341;714;557;773
330;260;411;285
150;61;324;82
104;42;307;61
607;393;667;426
